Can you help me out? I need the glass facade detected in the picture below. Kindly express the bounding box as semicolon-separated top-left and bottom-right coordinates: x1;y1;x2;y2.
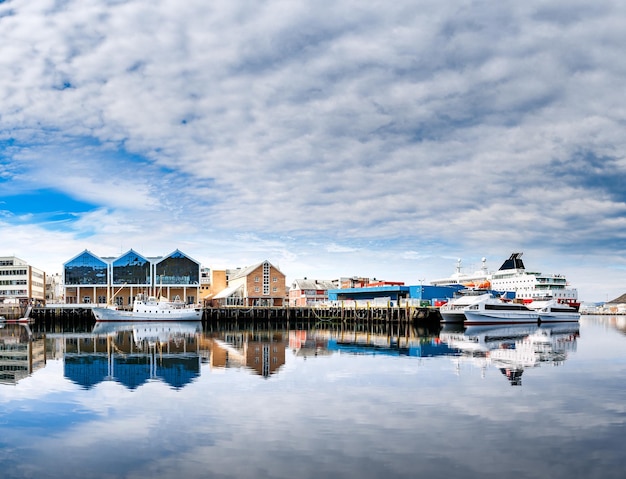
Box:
112;250;151;285
155;251;199;285
65;251;108;285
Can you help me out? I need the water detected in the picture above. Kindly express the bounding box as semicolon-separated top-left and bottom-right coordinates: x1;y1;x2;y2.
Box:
1;316;625;479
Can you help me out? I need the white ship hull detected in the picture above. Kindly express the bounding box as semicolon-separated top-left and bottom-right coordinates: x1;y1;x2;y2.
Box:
464;309;539;324
92;307;202;321
527;299;580;322
439;291;493;323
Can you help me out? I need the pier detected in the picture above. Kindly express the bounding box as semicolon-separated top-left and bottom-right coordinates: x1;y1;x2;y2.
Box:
26;304;442;325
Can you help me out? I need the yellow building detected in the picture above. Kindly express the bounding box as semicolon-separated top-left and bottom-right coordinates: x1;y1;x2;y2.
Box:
213;260;286;307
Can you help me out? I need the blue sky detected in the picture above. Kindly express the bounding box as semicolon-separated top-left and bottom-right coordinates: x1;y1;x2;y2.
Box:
1;0;626;301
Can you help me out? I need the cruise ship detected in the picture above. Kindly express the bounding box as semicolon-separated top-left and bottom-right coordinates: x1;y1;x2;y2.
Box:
431;253;579;307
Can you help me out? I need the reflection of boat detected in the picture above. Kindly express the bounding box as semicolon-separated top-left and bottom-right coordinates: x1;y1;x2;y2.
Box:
92;321;202;346
464;296;539;324
439;289;494;323
440;323;579;385
92;294;202;322
526;298;580;322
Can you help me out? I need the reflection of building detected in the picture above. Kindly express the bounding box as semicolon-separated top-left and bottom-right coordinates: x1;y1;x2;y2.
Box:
245;339;286;377
0;256;46;308
289;326;451;358
51;324;202;390
212;260;286;307
289;330;332;357
0;323;46;385
206;331;287;377
63;249;201;306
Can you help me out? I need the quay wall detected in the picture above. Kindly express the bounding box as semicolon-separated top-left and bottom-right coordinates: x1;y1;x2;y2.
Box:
28;305;443;324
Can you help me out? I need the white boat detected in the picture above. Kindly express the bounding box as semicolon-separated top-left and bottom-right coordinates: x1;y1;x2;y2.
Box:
526;298;580;322
439;289;494;323
92;294;202;322
432;252;579;307
463;296;539;324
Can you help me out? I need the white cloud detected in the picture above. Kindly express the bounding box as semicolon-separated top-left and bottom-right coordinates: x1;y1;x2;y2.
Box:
1;0;626;300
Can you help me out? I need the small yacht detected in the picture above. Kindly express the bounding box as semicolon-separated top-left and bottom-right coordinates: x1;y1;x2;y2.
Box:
464;296;539;324
439;289;494;323
526;298;580;322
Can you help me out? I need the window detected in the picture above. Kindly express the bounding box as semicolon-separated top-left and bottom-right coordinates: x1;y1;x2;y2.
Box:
273;277;277;282
254;276;259;282
263;262;270;295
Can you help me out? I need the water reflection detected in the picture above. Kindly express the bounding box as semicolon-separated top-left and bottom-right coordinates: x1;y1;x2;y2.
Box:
2;318;584;388
61;321;203;390
0;322;46;385
439;322;580;385
1;316;624;479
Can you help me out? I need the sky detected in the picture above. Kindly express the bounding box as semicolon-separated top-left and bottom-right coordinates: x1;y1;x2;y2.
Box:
1;0;625;302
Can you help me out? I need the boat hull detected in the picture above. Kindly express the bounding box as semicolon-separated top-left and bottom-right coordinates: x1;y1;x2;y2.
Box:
536;312;580;322
439;311;467;323
464;310;539;325
92;307;202;322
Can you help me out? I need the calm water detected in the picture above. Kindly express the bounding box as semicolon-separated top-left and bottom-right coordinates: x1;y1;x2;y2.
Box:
1;315;625;479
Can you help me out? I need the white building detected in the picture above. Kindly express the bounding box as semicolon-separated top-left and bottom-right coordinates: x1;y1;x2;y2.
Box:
46;272;64;303
0;256;46;306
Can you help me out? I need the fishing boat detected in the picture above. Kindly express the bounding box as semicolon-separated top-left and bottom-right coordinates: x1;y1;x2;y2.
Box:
92;294;202;322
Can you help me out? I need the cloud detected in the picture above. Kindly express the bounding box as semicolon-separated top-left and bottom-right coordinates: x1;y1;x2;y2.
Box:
1;0;626;300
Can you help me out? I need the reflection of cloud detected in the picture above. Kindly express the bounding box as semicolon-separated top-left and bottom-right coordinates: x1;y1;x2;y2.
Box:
1;321;624;478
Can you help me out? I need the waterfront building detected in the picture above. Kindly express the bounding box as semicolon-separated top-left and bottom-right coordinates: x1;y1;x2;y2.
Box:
0;256;46;307
45;273;64;303
212;260;286;307
289;279;338;307
327;283;463;306
602;293;626;314
63;249;201;306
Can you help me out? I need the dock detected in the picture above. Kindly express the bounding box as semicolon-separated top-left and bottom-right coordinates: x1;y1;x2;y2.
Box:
27;304;442;325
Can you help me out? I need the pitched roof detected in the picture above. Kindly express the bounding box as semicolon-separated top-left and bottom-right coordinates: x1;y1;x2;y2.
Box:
213;284;243;299
230;260;283;280
292;279;336;290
